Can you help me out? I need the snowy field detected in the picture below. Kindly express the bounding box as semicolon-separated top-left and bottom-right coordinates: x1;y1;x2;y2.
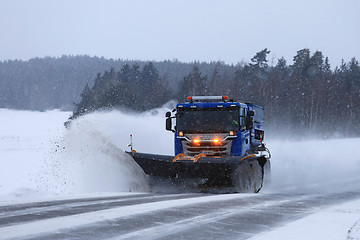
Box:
0;107;360;239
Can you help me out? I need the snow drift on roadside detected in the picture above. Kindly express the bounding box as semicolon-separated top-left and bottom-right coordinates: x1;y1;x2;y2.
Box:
251;198;360;240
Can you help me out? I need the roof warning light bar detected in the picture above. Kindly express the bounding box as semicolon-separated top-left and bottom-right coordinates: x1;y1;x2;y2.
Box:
187;96;228;103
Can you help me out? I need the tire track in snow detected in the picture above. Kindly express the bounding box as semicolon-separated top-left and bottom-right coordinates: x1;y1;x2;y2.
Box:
87;192;360;240
0;193;254;239
35;194;313;240
109;197;301;240
0;193;150;214
1;192;360;240
0;193;200;228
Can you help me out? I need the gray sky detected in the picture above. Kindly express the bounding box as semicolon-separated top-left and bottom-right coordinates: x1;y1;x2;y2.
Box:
1;0;359;67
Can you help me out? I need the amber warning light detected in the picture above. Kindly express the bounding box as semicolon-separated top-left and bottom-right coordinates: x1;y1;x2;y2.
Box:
213;138;220;144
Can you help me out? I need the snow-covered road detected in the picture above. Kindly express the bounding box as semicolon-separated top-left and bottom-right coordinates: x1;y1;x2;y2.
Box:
1;191;360;240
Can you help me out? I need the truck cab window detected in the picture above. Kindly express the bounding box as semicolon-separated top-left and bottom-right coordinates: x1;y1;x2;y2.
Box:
240;107;246;128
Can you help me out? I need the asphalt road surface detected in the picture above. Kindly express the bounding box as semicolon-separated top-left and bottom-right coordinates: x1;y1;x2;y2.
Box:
1;191;360;240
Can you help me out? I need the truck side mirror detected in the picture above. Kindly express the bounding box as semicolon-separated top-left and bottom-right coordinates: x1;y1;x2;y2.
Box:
166;117;172;131
246;116;253;130
248;110;254;117
165;111;171;118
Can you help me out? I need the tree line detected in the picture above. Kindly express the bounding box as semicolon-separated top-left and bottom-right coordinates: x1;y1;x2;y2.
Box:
0;51;358;137
70;48;360;138
0;55;226;110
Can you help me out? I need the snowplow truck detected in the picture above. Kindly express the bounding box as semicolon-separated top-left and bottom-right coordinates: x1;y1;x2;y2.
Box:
129;96;271;193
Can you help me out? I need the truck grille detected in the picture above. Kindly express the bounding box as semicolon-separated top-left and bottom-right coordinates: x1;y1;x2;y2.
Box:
181;134;232;157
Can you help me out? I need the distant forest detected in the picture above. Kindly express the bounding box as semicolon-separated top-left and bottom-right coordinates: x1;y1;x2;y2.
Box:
1;49;359;138
0;56;221;110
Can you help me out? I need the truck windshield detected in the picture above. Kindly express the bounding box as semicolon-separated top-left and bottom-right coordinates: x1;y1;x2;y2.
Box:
176;108;240;133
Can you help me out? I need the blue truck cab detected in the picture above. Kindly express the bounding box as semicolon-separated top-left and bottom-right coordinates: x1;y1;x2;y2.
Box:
166;96;265;158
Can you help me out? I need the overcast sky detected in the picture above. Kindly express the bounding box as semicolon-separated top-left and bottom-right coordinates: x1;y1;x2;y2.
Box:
1;0;359;67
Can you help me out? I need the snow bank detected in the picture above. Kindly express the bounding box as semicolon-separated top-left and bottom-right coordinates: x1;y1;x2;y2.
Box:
251;198;360;240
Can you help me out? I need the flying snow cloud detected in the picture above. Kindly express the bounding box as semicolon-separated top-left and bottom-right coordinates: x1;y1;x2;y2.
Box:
35;104;175;195
266;138;360;194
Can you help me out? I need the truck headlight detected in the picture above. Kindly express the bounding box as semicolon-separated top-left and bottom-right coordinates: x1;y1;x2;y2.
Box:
213;138;220;144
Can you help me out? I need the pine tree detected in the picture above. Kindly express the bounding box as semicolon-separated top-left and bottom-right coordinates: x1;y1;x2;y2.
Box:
250;48;271;69
179;65;207;100
71;83;93;119
140;62;160;109
209;63;224;95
